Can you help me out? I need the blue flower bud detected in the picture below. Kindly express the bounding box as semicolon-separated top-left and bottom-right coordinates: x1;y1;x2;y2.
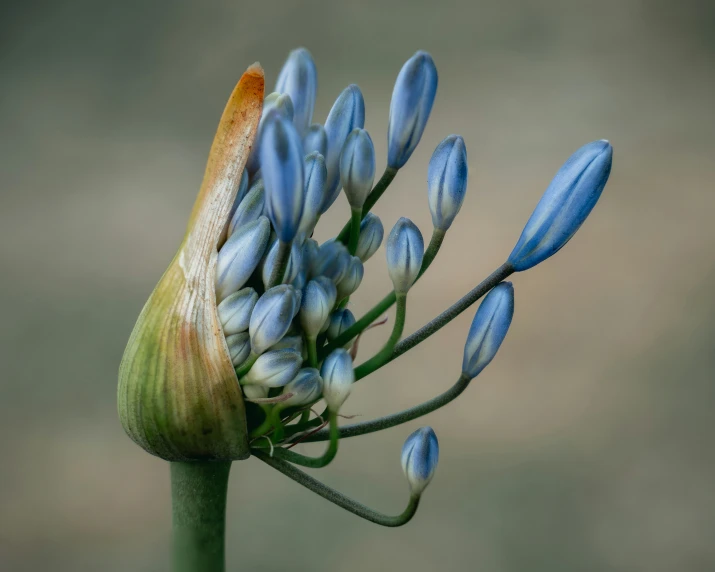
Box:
387;51;438;169
270;334;304;356
401;427;439;495
226;332;251;367
247;92;295;173
355;212;384;262
386;217;424;294
462;282;514;379
302;238;320;276
227;168;250;225
300;280;333;338
279;368;323;408
241;349;302;388
312;275;338;314
339;128;376;209
298;152;328;237
320;348;354;411
261;239;303;289
303;123;328;157
326;308;356;343
322;85;365;212
507;140;613;272
249;285;299;355
215;216;271;302
336;256;364;299
315;240;351;283
217;287;258;335
260;112;305;242
427;135;468;231
275;48;317;136
227;179;265;237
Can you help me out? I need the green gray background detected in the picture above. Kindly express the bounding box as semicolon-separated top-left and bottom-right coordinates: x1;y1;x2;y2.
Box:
2;0;714;570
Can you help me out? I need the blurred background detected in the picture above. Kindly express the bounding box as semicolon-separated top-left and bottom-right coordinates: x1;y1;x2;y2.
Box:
2;0;714;570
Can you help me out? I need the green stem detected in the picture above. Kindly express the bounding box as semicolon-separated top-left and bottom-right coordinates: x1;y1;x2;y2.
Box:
252;451;420;527
347;207;362;255
337;167;398;244
171;461;231;572
353;293;407;380
235;353;258;379
267;412;339;468
268;239;292;288
307;336;318;368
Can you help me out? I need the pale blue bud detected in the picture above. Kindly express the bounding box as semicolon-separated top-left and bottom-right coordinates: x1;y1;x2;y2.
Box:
298;152;328;237
427;135;468;231
386;217;424;294
215;216;271;302
247;92;295;173
275;48;317;136
387;51;438;169
339;128;376;209
303;124;328;157
249;285;299;355
312;276;338;314
217;287;258;335
401;427;439;495
241;349;302;388
326;308;356;342
300;280;333;338
270;334;304;356
355;212;384;262
260;112;305;242
322;85;366;212
462;282;514;379
315;240;351;283
336;256;364;299
226;332;251;367
227;168;250;224
320;348;354;411
227;179;265;237
508;140;613;271
261;239;303;289
302;238;320;277
279;368;323;408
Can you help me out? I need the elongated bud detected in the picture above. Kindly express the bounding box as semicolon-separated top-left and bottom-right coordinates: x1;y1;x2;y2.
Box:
508;140;613;271
216;216;271;302
428;135;468;231
227;168;250;225
118;65;264;461
320;348;354;412
276;48;317;136
298;152;328;237
312;275;338;312
261;112;305;242
261;239;303;288
247;92;295;173
336;255;364;299
303;123;328;157
387;51;438;169
315;240;351;283
249;285;298;355
241;349;302;387
340;128;376;209
279;368;323;408
226;332;251;366
326;308;356;342
401;427;439;495
227;179;265;237
322;85;366;212
300;280;332;338
270;334;304;356
217;287;258;335
355;212;384;262
386;217;424;294
302;238;320;276
462;282;514;379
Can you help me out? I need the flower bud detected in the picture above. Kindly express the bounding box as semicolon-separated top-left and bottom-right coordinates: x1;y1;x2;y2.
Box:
387;51;438;169
247;92;295;173
315;240;351;283
312;275;338;313
249;285;299;355
354;212;384;262
227;168;250;224
320;348;354;412
270;334;304;356
226;332;251;366
217;287;258;335
279;368;323;408
261;238;303;288
336;256;364;299
322;85;365;212
326;308;356;343
507;140;613;272
275;48;317;136
227;179;265;237
302;238;320;276
339;128;376;209
386;217;424;294
260;112;305;242
462;282;514;379
303;123;328;157
241;384;269;400
300;280;333;338
427;135;468;231
241;349;302;388
216;216;271;302
298;152;328;237
401;427;439;495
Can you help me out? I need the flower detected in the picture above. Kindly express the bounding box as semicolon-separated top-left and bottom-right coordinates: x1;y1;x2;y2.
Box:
427;135;468;231
386;217;424;294
401;427;439;495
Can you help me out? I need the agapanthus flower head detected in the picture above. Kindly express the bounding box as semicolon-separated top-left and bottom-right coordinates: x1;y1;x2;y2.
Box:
427;135;468;231
401;427;439;495
275;47;317;136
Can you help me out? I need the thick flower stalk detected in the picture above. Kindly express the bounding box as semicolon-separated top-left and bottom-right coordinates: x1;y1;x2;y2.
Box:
118;47;613;572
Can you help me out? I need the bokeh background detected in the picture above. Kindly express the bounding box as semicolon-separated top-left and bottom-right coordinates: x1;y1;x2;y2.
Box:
2;0;714;570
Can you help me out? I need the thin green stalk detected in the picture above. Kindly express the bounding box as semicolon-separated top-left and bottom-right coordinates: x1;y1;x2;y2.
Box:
266;411;339;468
171;461;231;572
337;167;398;244
268;239;292;288
306;336;318;368
347;207;362;255
235;353;258;379
252;451;420;527
353;293;407;379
